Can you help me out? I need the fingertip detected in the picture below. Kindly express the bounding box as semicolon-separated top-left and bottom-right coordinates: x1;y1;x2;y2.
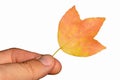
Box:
38;54;62;74
49;58;62;75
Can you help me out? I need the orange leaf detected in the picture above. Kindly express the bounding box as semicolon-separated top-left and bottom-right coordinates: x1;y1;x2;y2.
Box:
58;6;106;57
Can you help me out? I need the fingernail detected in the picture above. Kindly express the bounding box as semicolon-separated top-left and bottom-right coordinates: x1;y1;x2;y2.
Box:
39;55;54;66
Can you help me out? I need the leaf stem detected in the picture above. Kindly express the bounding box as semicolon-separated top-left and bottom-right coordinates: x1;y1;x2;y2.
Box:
53;48;61;56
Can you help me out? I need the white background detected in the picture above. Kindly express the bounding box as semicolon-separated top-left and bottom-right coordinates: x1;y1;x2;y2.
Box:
0;0;120;80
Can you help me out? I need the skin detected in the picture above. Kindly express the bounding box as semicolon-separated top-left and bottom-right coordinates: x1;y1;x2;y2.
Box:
0;48;62;80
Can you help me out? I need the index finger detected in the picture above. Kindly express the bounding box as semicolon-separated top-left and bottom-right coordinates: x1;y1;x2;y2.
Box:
0;48;41;64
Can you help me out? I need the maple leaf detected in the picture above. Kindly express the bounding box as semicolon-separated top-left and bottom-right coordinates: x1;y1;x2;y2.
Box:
56;6;106;57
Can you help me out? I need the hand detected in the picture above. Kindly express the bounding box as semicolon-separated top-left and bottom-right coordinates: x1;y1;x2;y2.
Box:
0;48;62;80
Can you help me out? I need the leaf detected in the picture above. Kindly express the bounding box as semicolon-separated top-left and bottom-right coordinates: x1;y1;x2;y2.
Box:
57;6;106;57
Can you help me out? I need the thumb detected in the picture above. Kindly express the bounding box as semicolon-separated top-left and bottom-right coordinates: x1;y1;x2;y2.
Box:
0;55;56;80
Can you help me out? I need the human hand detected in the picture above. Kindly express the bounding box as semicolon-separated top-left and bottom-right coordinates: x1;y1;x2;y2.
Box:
0;48;62;80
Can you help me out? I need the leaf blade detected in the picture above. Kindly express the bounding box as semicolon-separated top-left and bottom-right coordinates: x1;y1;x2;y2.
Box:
58;6;106;57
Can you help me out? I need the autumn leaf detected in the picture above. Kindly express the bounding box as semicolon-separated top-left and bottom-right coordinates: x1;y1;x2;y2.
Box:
57;6;106;57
